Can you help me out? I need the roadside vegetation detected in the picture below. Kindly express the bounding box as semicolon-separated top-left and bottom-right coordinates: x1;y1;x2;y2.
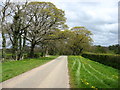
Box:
82;53;120;69
0;0;120;89
68;56;119;88
1;56;57;82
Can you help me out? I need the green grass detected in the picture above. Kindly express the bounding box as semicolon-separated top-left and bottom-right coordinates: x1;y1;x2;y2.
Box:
68;56;119;88
1;56;58;82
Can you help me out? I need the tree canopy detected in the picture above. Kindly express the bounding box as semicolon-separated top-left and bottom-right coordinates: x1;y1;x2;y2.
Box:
0;1;93;61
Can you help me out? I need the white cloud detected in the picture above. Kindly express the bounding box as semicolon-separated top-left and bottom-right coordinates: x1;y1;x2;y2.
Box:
55;1;118;46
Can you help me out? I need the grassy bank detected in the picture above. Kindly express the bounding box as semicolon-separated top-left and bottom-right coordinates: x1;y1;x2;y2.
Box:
68;56;119;88
1;56;58;82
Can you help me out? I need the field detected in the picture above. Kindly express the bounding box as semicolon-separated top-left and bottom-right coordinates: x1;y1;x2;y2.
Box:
68;56;119;88
1;56;57;82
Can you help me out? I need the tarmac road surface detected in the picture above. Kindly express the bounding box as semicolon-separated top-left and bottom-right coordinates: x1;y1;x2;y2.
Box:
1;56;69;88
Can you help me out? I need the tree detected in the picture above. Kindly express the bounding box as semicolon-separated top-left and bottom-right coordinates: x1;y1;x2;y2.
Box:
25;2;66;58
93;45;108;53
0;0;11;61
109;44;120;54
45;29;71;55
68;26;93;55
46;27;93;55
6;1;32;60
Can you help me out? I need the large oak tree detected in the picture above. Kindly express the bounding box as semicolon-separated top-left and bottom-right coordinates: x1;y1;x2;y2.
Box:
25;2;66;57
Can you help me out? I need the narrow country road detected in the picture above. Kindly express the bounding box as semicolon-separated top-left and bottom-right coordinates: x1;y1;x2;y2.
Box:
1;56;69;88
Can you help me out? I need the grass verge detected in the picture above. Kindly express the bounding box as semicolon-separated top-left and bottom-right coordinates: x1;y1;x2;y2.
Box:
1;56;58;82
68;56;119;88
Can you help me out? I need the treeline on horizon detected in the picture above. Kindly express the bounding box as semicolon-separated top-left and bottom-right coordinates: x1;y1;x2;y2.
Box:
88;44;120;54
4;44;120;55
0;0;119;61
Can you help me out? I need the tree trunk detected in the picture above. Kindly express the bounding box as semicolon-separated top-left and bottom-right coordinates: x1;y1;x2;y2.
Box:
29;42;35;58
21;30;27;59
79;48;83;54
41;45;46;57
18;35;22;60
12;35;18;60
2;31;6;61
1;11;6;61
45;46;48;57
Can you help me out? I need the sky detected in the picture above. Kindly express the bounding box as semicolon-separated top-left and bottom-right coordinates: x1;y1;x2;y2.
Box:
0;0;119;46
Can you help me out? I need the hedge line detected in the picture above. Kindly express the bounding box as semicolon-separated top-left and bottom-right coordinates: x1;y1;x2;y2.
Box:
82;53;120;70
4;53;44;61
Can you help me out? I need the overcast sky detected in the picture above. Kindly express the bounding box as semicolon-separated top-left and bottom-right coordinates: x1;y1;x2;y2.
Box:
0;0;119;46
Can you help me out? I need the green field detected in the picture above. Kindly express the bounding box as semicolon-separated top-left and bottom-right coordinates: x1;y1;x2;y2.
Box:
1;56;57;82
68;56;119;88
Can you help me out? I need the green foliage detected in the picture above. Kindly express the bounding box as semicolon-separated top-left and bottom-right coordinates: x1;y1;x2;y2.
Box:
47;27;93;55
109;44;120;54
6;53;12;58
26;1;67;58
1;56;58;82
82;53;120;69
68;56;119;88
88;44;120;54
94;45;108;53
27;53;43;58
46;30;73;55
68;27;93;55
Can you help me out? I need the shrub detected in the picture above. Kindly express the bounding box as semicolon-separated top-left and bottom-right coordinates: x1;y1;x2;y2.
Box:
6;54;12;59
82;53;120;69
27;53;41;58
